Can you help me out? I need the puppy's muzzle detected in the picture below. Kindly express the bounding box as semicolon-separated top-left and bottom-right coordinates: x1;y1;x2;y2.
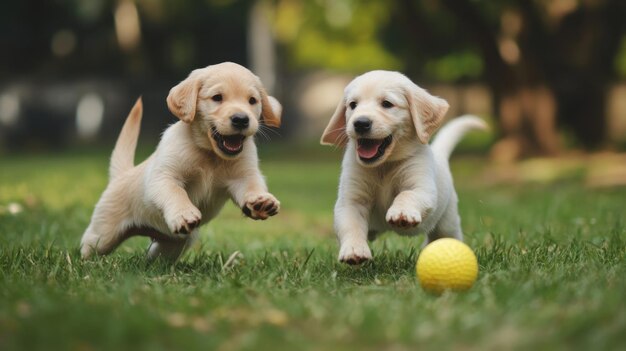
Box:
353;117;372;135
230;113;250;130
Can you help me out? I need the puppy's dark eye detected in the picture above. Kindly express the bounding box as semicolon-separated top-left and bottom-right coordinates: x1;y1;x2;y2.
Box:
249;97;257;105
381;100;393;108
212;94;223;102
349;101;357;109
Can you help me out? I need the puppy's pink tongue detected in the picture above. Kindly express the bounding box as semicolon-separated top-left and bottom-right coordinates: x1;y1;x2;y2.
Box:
223;136;244;151
357;140;382;159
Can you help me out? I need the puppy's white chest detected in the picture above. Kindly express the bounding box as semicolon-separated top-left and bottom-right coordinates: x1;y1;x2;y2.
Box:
374;181;396;211
368;175;424;236
369;181;396;228
187;167;228;218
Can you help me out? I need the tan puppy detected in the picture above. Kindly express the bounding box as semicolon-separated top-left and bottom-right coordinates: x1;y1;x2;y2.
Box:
321;70;487;264
81;62;282;260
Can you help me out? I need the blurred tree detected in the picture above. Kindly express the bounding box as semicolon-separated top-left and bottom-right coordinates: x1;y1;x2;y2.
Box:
0;0;253;80
273;0;626;159
0;0;257;149
447;0;625;159
2;0;626;153
392;0;626;160
272;0;400;72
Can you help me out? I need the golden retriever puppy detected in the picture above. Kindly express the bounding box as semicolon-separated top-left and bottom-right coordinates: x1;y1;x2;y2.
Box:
81;62;282;260
321;70;487;264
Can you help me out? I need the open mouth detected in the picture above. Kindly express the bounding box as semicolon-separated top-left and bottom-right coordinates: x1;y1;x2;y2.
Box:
211;128;246;156
357;135;393;163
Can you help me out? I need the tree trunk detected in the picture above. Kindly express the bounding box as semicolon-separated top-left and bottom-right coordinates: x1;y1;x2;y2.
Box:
439;0;626;159
438;0;561;161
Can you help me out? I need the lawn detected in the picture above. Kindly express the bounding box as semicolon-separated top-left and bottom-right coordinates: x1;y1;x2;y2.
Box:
0;145;624;351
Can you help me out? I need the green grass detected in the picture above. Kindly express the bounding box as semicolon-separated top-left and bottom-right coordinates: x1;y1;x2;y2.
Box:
0;146;625;351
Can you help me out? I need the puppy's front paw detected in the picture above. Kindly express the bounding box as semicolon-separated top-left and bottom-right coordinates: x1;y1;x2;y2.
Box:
386;206;422;229
166;206;201;234
243;193;280;220
338;241;372;265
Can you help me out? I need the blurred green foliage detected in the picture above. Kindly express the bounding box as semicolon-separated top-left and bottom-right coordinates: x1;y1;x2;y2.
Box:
273;0;401;72
424;51;483;82
4;0;625;82
615;36;626;78
271;0;485;80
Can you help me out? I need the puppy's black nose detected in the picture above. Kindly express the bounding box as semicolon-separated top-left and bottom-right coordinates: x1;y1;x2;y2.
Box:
230;114;249;130
353;117;372;134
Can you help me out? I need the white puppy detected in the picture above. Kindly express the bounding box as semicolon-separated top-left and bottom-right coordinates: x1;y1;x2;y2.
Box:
321;70;487;264
81;62;282;261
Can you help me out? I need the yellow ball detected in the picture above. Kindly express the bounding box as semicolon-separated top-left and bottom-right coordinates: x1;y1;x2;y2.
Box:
416;238;478;294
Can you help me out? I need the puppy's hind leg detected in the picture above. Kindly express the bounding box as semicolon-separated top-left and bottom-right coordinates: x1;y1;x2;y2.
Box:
146;230;198;262
80;222;127;258
425;200;463;247
81;187;134;258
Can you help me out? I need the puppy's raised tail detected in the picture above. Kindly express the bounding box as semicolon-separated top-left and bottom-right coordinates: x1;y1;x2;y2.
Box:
109;97;143;180
431;115;488;160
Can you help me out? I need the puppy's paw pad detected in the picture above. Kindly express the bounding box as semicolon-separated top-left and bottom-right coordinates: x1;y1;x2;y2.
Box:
243;193;280;220
386;207;421;229
167;206;202;234
338;242;372;265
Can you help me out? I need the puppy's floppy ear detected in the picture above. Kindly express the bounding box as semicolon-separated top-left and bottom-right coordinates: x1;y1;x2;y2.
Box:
260;90;282;128
320;97;347;146
167;71;201;123
406;83;449;144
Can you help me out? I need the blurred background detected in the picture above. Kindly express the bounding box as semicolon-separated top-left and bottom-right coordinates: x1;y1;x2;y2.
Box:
1;0;626;164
